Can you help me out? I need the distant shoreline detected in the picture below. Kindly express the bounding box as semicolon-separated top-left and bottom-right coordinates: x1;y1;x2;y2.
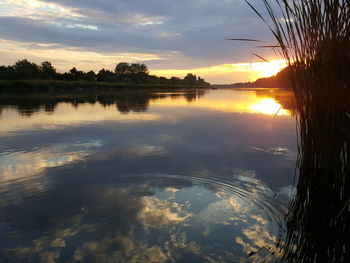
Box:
0;79;211;92
212;66;291;89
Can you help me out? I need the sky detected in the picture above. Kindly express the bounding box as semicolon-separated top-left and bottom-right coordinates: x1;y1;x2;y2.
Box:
0;0;287;84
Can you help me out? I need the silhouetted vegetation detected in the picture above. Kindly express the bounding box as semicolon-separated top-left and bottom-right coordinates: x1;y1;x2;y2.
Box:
252;67;291;88
215;66;292;89
0;60;210;90
246;0;350;262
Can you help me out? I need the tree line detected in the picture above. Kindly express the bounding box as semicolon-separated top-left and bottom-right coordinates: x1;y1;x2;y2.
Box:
0;59;210;86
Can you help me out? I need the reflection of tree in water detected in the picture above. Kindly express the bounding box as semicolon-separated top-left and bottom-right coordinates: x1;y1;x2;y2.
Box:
184;92;204;102
98;94;156;113
0;90;207;116
170;93;182;100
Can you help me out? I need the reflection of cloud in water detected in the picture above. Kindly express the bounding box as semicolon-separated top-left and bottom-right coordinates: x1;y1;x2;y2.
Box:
137;196;193;228
236;221;282;262
248;146;297;161
0;140;102;181
276;185;296;204
164;187;179;193
78;231;169;263
1;174;285;263
192;185;280;258
250;214;268;225
197;194;248;224
0;140;102;206
269;147;297;161
40;251;60;263
127;145;166;156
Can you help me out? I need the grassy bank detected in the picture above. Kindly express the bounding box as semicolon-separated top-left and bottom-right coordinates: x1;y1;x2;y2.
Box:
0;79;210;92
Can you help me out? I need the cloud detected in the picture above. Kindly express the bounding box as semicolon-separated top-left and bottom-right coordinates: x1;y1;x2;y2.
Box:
139;21;164;26
0;0;281;82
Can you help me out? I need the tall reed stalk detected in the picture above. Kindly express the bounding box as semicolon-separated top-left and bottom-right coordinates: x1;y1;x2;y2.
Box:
246;0;350;262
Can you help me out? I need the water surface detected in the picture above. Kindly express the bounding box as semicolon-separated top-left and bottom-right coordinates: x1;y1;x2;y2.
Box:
0;88;296;262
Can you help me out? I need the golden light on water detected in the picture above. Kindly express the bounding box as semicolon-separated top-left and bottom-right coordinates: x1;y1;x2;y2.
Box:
248;98;289;115
151;90;291;116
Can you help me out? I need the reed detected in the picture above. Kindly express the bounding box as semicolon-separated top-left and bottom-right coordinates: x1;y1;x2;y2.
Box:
245;0;350;262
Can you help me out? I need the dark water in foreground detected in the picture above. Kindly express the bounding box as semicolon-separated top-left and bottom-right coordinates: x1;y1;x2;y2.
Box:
0;88;296;262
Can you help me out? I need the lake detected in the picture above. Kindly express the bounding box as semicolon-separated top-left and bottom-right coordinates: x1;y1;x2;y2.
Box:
0;88;297;263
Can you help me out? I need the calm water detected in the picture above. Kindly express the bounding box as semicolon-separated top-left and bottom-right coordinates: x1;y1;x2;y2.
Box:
0;88;296;263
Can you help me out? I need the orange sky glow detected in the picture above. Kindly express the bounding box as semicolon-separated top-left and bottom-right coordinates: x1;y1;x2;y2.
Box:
151;59;287;84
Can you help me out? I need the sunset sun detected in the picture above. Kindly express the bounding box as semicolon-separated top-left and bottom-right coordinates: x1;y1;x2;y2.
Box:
252;60;287;78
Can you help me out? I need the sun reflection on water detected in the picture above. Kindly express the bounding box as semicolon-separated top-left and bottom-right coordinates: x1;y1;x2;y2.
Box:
151;90;291;116
248;98;289;116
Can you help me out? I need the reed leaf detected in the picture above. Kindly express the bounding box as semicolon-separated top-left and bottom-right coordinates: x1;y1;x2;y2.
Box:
244;0;350;262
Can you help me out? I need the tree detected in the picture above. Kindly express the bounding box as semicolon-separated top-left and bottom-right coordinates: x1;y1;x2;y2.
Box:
130;63;148;74
13;59;40;79
138;63;149;74
97;69;116;82
59;72;73;81
0;59;211;86
40;61;56;79
84;70;96;82
115;62;149;76
0;65;16;80
197;76;209;86
69;67;84;81
115;62;130;75
170;76;182;85
184;73;197;85
69;67;78;76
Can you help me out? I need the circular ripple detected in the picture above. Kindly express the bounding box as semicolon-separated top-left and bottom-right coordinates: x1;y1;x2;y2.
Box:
0;173;286;263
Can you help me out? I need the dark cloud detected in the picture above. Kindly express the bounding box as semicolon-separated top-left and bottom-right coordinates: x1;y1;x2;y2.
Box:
0;0;278;71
